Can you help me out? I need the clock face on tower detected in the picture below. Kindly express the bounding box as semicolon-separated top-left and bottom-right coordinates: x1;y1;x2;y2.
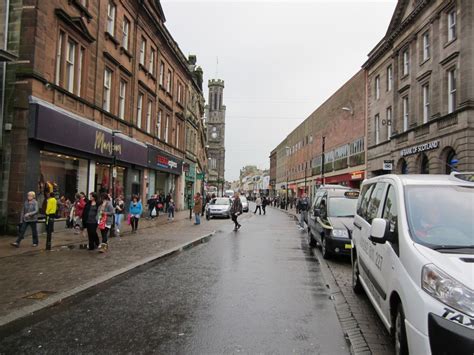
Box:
211;126;218;139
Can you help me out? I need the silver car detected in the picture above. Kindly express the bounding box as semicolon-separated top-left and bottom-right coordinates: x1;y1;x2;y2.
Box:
206;198;232;219
239;196;249;212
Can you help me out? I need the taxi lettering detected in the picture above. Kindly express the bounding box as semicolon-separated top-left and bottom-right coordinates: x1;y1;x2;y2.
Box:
442;308;474;328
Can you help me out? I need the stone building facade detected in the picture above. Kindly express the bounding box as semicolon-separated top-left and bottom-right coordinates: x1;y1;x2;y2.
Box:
364;0;474;176
0;0;206;231
206;79;226;195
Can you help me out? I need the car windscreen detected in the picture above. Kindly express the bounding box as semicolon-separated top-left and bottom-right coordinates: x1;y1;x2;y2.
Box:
328;197;358;217
210;199;229;205
405;185;474;248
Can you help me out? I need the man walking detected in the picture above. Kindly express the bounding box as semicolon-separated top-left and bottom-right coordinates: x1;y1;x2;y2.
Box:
231;192;243;231
297;193;309;230
193;192;202;225
262;195;268;215
254;195;262;215
11;191;39;248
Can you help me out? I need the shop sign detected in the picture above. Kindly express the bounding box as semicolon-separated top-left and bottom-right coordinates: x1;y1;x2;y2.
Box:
351;171;364;180
400;140;440;157
196;173;205;180
30;103;148;166
383;160;393;171
147;145;182;175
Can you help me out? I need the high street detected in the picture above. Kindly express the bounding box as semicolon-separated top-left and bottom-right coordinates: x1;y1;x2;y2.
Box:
1;208;350;354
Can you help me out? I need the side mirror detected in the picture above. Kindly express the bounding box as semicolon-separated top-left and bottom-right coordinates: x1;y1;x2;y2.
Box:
369;218;389;244
314;208;321;217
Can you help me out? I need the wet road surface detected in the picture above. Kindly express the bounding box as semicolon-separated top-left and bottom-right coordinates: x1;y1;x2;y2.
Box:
0;209;349;354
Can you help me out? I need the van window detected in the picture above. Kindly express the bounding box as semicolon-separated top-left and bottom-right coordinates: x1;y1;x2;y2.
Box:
366;183;387;223
382;185;399;246
357;184;374;219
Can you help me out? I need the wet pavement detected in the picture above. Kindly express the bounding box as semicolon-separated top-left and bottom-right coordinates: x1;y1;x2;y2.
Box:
0;208;349;354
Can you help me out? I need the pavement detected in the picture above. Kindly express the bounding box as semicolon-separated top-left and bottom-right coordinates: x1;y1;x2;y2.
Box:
0;209;245;327
0;205;349;354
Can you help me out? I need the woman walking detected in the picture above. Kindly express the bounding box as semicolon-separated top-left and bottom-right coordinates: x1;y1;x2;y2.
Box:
167;199;175;222
129;195;142;233
82;192;100;251
97;193;114;252
193;193;202;225
45;192;57;251
114;195;125;235
11;191;39;248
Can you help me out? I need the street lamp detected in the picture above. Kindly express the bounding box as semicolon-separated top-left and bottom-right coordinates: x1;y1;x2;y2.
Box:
285;146;290;210
321;136;326;186
110;130;121;238
341;105;354;116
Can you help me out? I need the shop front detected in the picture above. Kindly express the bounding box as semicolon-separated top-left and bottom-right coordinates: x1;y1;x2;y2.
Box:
28;99;148;214
314;170;365;189
147;145;182;205
183;161;196;209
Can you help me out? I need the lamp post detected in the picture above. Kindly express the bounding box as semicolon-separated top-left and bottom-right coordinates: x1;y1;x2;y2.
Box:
110;130;121;238
285;146;290;210
321;136;326;186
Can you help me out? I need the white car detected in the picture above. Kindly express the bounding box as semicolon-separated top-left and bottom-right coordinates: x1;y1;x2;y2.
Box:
351;173;473;355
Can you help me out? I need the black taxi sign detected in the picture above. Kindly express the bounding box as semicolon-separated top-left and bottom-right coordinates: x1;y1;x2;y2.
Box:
344;191;360;199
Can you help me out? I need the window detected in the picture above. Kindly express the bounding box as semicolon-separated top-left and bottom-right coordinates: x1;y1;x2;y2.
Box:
375;75;380;100
176;123;180;149
387;65;392;91
422;84;430;123
77;48;84;96
157;110;162;139
164;114;170;143
387;107;392;139
167;70;172;93
422;32;430;61
403;96;409;132
177;83;182;104
159;61;164;86
382;185;399;243
122;18;130;50
375;114;380;144
420;153;429;174
55;32;64;85
357;184;374;220
66;39;76;93
350;138;364;155
118;80;126;119
106;1;116;36
139;38;146;66
149;48;155;75
103;68;112;112
402;49;410;76
448;69;456;113
366;182;387;223
146;100;152;133
136;93;143;129
448;9;456;42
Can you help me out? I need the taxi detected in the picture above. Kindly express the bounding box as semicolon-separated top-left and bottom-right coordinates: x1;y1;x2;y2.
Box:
351;173;473;355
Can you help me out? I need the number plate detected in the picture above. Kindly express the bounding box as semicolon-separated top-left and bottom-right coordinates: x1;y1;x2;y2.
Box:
345;244;352;249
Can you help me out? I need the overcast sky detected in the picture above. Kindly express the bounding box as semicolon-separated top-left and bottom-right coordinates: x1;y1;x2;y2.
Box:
161;0;397;181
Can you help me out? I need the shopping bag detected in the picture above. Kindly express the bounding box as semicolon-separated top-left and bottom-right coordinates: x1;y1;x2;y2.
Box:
127;214;132;225
151;208;157;217
98;214;107;230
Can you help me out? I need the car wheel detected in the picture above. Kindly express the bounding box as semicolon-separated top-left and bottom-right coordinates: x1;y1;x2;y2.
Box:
394;303;409;355
321;236;331;259
351;252;364;294
308;229;317;248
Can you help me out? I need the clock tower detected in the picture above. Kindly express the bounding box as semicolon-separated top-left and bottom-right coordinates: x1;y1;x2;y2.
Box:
206;79;226;194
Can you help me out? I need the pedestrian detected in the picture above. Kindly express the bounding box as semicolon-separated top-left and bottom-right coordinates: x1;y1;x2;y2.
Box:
83;192;100;250
231;192;243;231
254;195;262;215
297;193;310;230
262;195;268;215
193;192;202;225
45;192;57;250
147;194;157;219
165;193;171;213
97;193;114;252
129;195;142;233
73;192;87;234
168;198;175;221
11;191;39;248
114;195;125;235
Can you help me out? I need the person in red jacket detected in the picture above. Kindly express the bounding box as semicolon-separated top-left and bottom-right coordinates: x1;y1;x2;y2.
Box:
73;192;87;234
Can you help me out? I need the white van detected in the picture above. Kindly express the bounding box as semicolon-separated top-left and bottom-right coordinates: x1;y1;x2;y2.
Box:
351;173;473;355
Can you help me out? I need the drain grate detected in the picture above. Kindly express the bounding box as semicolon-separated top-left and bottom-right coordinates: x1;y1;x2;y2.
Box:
23;291;56;300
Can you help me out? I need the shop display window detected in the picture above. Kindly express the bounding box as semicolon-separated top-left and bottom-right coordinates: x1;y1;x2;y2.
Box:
38;151;88;214
95;163;125;197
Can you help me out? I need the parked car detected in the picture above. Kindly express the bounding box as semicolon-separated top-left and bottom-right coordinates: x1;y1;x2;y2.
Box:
224;190;234;198
304;185;351;224
307;186;360;258
351;173;474;355
206;197;232;219
239;196;249;212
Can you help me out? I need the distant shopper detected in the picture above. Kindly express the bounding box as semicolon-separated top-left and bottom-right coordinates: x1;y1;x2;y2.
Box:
114;195;125;235
11;191;39;248
45;192;57;250
193;193;202;225
73;192;87;234
262;196;268;215
97;193;114;252
165;193;172;213
147;194;157;219
83;192;99;250
254;196;262;215
129;195;142;233
168;199;175;222
297;193;310;230
231;192;243;231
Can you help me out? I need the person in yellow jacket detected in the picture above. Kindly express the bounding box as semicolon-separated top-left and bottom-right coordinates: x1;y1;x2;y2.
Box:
45;192;57;251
